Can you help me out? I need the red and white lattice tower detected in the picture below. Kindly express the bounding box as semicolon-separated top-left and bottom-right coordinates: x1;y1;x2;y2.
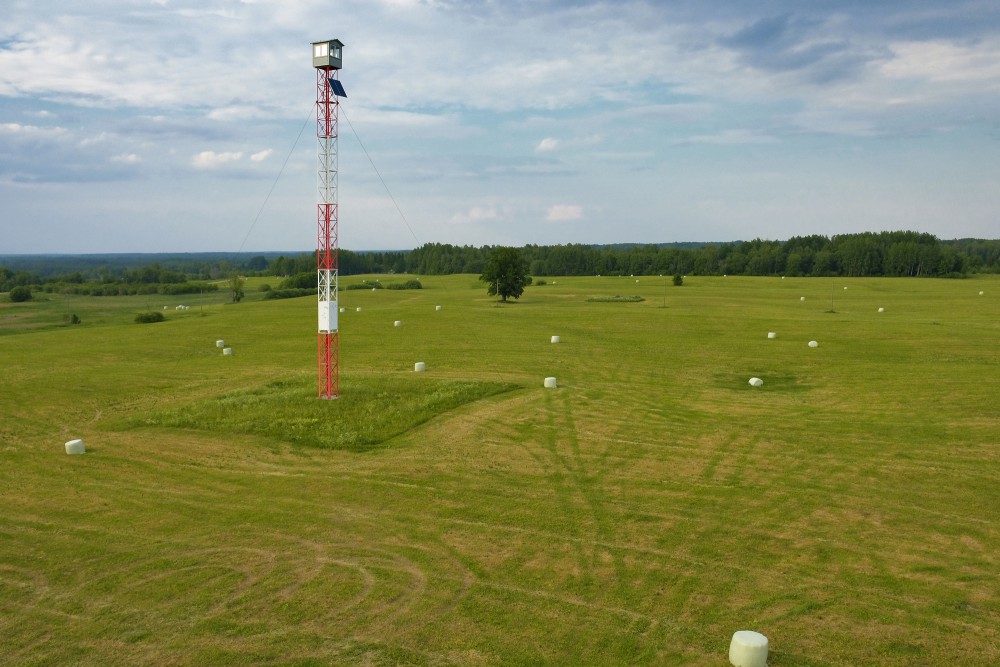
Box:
312;39;345;399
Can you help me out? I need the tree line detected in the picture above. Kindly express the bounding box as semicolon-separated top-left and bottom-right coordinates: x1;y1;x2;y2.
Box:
3;232;999;296
257;233;1000;278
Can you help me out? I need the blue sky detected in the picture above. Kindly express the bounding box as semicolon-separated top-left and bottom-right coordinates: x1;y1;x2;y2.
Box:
1;0;999;253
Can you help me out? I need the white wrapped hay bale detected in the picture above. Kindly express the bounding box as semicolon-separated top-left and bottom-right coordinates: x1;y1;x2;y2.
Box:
223;347;234;356
65;439;86;455
808;340;819;348
216;340;225;348
729;630;768;667
878;307;885;313
435;305;442;311
748;377;763;387
414;362;426;372
339;307;346;313
551;335;560;343
356;307;362;312
543;377;557;389
767;332;776;339
800;296;806;301
394;320;402;327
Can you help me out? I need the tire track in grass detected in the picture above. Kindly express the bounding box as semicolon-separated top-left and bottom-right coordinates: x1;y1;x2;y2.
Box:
504;389;639;606
263;532;477;645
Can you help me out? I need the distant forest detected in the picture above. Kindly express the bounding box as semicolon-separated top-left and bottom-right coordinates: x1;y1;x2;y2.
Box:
3;232;999;296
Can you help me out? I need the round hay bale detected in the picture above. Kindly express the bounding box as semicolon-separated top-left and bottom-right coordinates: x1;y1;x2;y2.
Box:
414;362;426;372
551;335;560;343
878;307;885;313
543;377;557;389
800;296;806;301
808;340;819;348
65;439;86;455
339;307;346;313
748;377;763;387
394;320;402;327
216;340;225;348
435;305;442;311
767;332;776;339
223;347;234;356
356;307;362;312
729;630;768;667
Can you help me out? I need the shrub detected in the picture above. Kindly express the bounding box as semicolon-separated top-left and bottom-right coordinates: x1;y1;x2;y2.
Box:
134;311;166;323
673;273;684;286
535;279;547;286
159;282;218;295
280;272;315;289
586;295;645;303
263;288;313;300
346;280;383;290
9;286;32;302
386;279;422;290
259;284;272;292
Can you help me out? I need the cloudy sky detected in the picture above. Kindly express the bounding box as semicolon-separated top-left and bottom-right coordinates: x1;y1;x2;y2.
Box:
2;0;999;253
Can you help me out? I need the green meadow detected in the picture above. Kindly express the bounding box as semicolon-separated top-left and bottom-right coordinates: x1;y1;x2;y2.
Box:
1;274;998;666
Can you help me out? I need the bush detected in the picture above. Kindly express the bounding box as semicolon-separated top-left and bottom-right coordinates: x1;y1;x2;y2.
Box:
347;280;383;290
673;273;684;286
9;286;32;302
159;282;218;295
134;311;166;323
386;279;422;290
259;284;272;292
586;295;645;303
280;272;315;289
263;288;313;300
535;279;547;286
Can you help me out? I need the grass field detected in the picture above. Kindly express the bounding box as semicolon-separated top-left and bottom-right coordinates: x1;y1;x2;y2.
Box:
1;274;998;665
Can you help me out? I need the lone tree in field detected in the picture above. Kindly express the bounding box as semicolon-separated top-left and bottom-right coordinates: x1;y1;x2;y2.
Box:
480;246;530;302
229;274;246;303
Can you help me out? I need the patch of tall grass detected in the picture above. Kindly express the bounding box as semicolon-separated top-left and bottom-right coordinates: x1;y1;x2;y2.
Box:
117;374;519;451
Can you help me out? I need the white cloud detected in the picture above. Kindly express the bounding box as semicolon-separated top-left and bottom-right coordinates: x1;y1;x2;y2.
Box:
250;149;273;162
0;123;66;136
535;137;559;153
881;39;1000;85
450;205;500;225
678;129;778;145
112;153;141;164
546;205;583;222
191;151;243;168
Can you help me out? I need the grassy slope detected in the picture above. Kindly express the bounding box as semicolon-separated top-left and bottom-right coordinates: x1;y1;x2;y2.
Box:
1;275;998;665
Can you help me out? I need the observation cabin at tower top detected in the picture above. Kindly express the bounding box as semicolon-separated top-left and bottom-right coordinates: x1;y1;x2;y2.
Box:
312;39;344;70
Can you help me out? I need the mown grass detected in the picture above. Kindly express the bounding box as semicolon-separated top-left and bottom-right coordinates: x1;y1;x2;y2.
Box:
1;273;998;666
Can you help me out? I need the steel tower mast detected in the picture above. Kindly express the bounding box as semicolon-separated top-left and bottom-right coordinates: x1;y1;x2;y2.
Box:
312;39;345;399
